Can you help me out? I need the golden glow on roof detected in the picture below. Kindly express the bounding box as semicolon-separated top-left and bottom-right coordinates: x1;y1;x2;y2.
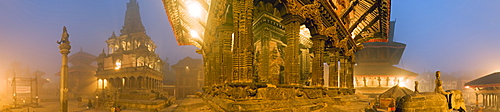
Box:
190;30;201;39
163;0;210;48
186;1;203;18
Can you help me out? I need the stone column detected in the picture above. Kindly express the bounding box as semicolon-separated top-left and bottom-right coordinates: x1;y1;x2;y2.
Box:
218;24;233;84
377;77;381;87
363;77;367;87
346;57;355;89
127;77;131;89
57;26;71;112
311;35;327;86
154;79;161;89
487;94;490;108
483;94;486;107
281;14;304;85
153;79;156;89
231;0;254;83
476;93;479;108
145;78;149;89
491;94;493;108
339;57;347;88
327;51;339;87
386;77;390;86
149;78;152;89
140;78;145;89
490;94;492;108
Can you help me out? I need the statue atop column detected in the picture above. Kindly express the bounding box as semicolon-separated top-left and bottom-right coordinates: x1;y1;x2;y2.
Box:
57;26;70;44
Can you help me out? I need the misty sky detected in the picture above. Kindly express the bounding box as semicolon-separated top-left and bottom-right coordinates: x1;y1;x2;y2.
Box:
0;0;499;80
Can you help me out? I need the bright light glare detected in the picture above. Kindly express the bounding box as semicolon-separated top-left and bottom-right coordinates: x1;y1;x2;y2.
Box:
399;82;406;87
186;1;202;18
190;30;200;38
465;86;470;88
115;60;122;70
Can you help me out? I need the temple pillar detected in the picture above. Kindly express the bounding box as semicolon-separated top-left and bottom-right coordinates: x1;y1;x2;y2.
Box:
217;24;234;84
497;94;499;110
386;77;390;86
346;57;354;89
327;51;339;87
377;77;381;87
363;77;367;87
125;77;129;89
339;57;347;88
149;78;152;89
154;79;157;89
146;78;149;89
141;77;145;89
487;94;490;107
311;35;326;86
281;14;304;85
153;79;156;89
476;93;479;108
490;94;492;108
483;94;486;107
151;78;153;89
231;0;254;83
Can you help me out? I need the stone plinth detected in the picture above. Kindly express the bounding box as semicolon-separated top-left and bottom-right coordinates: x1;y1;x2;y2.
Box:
202;83;362;111
396;92;448;112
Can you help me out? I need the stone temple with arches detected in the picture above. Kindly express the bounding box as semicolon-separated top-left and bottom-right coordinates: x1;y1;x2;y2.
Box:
94;0;168;110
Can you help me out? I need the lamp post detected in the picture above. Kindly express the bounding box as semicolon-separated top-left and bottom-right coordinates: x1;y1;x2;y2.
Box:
57;26;71;112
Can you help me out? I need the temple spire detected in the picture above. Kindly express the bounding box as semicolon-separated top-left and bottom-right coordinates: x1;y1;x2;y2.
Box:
111;31;117;38
120;0;145;35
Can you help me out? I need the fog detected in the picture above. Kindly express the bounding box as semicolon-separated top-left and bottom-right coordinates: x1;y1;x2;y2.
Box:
391;0;500;78
0;0;500;85
0;0;202;82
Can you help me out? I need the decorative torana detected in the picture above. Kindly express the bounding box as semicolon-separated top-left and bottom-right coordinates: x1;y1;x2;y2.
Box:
163;0;391;111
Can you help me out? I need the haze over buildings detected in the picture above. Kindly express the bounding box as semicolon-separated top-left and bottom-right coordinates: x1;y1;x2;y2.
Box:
0;0;499;86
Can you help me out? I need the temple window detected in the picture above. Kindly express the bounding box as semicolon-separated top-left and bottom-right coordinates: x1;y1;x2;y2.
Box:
137;57;145;66
122;41;127;50
103;79;108;89
127;42;131;50
114;45;119;51
147;44;152;51
98;79;103;89
109;45;114;53
122;78;126;86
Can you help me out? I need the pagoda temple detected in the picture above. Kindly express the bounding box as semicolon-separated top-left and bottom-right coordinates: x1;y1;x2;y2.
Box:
67;48;97;98
354;21;418;97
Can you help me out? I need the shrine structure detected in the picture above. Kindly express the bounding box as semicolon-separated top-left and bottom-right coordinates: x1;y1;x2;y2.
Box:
163;0;391;111
95;0;168;110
